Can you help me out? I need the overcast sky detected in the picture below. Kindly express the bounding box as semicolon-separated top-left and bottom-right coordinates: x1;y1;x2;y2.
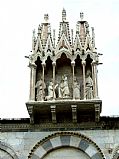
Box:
0;0;119;118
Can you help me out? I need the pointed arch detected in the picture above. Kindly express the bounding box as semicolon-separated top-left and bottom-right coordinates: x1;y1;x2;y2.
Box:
84;51;94;61
28;132;105;159
55;49;72;61
32;53;43;63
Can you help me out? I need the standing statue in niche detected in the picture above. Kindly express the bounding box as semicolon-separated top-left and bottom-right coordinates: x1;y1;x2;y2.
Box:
35;78;46;101
73;76;80;99
58;75;70;98
46;80;58;100
85;73;93;99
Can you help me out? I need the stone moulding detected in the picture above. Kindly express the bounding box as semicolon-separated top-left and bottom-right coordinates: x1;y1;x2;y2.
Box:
112;146;119;159
0;141;19;159
28;131;105;159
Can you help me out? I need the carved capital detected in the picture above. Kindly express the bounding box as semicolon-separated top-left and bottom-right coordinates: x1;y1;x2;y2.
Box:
29;62;37;69
71;61;75;66
41;62;46;67
52;61;56;66
81;60;86;65
91;61;96;66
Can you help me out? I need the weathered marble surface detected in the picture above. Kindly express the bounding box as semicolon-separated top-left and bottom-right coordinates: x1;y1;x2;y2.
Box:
0;130;119;159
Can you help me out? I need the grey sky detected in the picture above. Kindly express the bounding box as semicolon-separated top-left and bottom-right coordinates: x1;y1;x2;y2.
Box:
0;0;119;117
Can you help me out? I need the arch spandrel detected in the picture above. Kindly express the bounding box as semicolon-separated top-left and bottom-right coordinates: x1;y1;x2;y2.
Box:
28;132;105;159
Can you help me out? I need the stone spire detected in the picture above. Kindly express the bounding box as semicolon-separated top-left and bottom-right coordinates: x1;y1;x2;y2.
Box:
44;14;49;23
32;29;36;51
76;12;92;49
40;14;51;47
80;12;84;21
38;24;41;37
62;8;66;22
91;27;95;48
58;8;71;44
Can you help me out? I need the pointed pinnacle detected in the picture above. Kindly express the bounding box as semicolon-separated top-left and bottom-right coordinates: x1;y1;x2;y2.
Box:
80;12;84;21
62;8;66;22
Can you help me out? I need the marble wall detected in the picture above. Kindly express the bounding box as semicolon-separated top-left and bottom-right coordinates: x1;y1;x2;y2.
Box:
0;130;119;159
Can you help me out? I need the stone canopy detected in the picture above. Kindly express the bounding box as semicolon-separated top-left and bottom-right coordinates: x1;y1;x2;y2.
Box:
26;9;102;124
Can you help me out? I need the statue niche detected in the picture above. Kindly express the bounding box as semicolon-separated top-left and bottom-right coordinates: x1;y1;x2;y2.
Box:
46;80;58;100
85;55;93;99
73;76;80;99
74;55;82;99
58;74;70;98
35;57;45;101
85;71;93;99
56;53;71;99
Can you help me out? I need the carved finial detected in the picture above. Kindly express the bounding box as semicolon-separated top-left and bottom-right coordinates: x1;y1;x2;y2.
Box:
76;22;80;33
48;24;51;34
91;27;95;48
62;8;66;22
32;29;36;51
38;25;41;35
71;29;73;45
44;14;49;23
53;29;56;47
32;29;35;38
80;12;84;21
85;22;89;34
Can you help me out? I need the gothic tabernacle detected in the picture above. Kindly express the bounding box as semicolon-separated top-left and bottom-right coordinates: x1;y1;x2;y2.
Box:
26;8;102;124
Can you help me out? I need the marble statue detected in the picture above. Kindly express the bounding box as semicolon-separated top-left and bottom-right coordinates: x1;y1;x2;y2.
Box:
35;78;46;101
46;80;58;100
73;77;80;99
85;74;93;99
58;75;70;98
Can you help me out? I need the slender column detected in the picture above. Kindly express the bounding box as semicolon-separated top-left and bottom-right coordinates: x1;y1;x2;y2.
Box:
71;61;75;99
29;63;37;101
92;62;98;98
95;64;99;98
42;62;46;101
71;29;73;45
52;61;56;100
82;60;86;99
53;29;56;47
91;62;95;98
